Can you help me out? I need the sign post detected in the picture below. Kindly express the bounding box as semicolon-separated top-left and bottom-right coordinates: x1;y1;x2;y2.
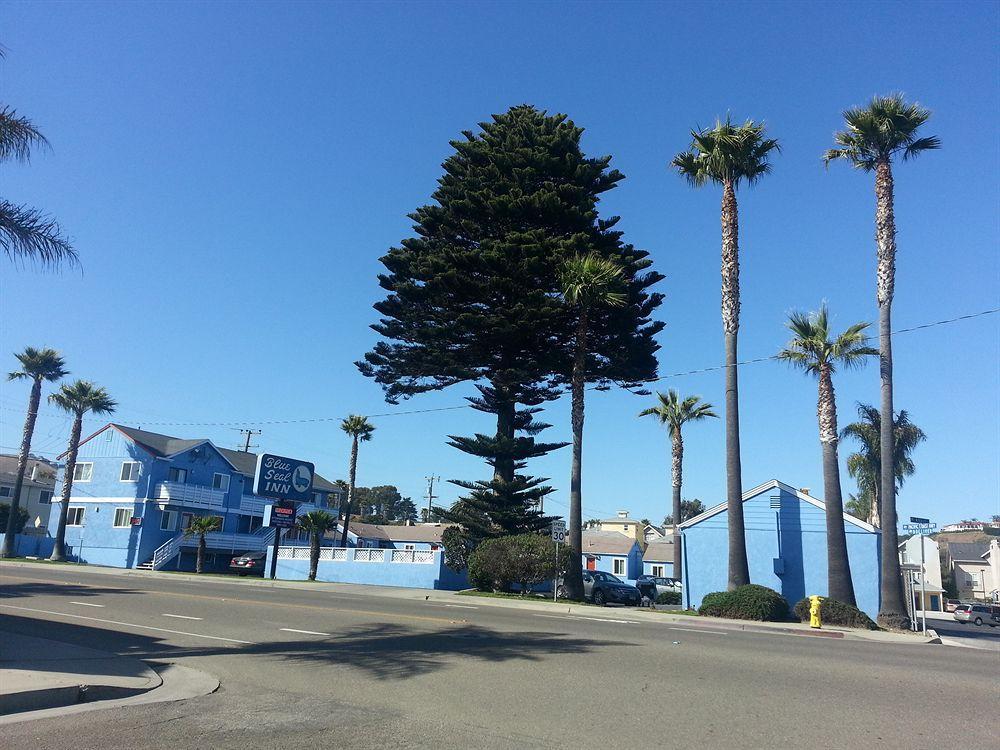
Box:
255;453;315;581
903;517;937;634
551;521;566;601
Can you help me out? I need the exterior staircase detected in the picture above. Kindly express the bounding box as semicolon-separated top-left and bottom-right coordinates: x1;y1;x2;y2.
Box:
136;527;276;570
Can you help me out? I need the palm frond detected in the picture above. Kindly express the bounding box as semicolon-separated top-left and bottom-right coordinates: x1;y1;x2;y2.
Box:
0;200;78;268
0;106;49;163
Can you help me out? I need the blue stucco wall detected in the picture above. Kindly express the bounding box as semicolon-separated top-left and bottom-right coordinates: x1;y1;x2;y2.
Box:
681;485;881;618
268;548;468;590
0;532;54;558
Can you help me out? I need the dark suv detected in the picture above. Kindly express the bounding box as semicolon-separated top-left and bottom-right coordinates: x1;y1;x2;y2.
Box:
581;570;641;607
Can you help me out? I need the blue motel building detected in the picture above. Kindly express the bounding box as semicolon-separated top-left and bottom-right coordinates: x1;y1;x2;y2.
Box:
41;424;343;572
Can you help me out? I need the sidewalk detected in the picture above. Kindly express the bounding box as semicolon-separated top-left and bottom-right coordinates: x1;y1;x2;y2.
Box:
0;631;161;715
4;559;938;644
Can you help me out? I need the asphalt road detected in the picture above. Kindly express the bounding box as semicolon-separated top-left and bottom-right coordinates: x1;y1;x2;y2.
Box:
1;565;997;749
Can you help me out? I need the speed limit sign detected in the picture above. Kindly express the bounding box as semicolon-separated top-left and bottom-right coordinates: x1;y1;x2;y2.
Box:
550;520;566;543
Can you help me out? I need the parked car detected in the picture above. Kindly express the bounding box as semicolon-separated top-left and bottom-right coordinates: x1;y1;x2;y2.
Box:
230;551;266;576
953;603;999;627
581;570;641;607
944;599;962;613
635;574;681;601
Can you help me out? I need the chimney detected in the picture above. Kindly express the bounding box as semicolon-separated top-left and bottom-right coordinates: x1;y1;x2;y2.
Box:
30;464;38;482
799;488;811;496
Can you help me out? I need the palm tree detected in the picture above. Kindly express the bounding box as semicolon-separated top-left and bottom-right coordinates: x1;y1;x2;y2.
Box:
338;415;375;547
48;381;116;562
184;515;222;574
841;403;926;527
1;50;77;267
559;253;626;600
777;305;877;606
639;390;717;581
673;116;779;589
297;510;337;581
825;94;939;627
1;347;68;557
845;491;873;523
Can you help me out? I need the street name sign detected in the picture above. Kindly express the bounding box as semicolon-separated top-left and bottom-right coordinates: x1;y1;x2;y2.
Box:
551;521;566;543
254;453;315;501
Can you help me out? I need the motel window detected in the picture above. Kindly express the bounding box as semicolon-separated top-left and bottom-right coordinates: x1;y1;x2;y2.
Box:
160;510;177;531
0;486;10;497
652;565;665;577
180;512;193;531
168;467;188;484
120;462;141;482
212;473;230;492
67;507;85;526
113;508;132;528
73;463;94;482
613;558;627;576
404;544;415;551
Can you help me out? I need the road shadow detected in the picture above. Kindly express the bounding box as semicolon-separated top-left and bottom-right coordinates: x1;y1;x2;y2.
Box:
0;613;625;682
0;581;144;600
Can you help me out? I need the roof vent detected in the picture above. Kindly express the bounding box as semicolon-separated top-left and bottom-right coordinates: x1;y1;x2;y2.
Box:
617;510;628;519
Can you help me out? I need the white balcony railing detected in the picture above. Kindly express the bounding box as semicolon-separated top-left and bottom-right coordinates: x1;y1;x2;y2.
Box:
239;495;325;517
155;481;225;509
181;531;271;552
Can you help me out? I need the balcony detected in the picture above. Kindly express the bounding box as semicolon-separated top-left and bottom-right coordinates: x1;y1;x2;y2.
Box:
239;495;324;517
155;481;226;510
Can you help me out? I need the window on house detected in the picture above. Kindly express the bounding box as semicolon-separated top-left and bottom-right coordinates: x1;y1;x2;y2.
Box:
67;507;85;526
168;467;187;483
120;462;141;482
652;564;665;577
73;463;94;482
0;486;11;497
313;491;325;506
113;508;132;527
613;558;627;576
403;544;415;551
623;525;630;532
38;490;52;504
160;510;177;531
212;473;230;492
180;512;193;531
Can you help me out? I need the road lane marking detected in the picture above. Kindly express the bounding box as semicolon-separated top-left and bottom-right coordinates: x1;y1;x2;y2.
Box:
667;627;727;635
162;613;203;620
69;601;104;607
426;603;479;609
534;614;639;624
280;628;330;636
0;604;253;644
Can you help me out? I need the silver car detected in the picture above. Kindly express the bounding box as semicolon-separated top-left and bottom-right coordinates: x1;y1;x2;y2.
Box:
953;604;999;627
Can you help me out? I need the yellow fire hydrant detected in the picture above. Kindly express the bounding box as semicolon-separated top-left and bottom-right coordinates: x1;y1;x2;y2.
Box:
809;595;824;629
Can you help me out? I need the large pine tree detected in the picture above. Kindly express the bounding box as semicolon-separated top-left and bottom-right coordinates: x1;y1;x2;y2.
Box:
358;105;664;538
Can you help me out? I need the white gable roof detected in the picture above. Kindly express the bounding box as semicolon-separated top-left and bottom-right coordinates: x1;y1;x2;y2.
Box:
678;479;878;533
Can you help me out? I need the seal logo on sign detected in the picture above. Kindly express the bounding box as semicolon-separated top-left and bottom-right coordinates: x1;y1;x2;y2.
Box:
292;464;312;493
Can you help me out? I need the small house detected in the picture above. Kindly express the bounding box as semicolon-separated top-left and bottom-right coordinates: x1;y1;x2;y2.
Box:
581;530;642;582
642;538;675;578
898;535;945;612
598;511;646;551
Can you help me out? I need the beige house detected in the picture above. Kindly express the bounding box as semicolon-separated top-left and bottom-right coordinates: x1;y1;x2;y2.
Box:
899;535;945;612
598;511;646;551
0;454;57;533
946;542;992;601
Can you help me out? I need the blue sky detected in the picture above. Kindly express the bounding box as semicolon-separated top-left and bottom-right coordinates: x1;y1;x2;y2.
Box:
2;1;997;526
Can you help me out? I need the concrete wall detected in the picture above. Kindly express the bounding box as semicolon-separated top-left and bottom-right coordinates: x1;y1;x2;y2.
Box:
0;532;55;558
268;547;469;590
682;484;881;619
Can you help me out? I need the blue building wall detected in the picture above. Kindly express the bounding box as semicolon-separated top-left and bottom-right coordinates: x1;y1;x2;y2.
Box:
0;532;54;558
581;544;643;583
268;548;468;590
681;483;881;618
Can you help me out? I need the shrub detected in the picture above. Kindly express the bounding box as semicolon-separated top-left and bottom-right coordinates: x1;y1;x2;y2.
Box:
656;591;681;605
697;584;790;621
441;526;472;572
467;534;572;594
0;503;29;535
792;597;879;630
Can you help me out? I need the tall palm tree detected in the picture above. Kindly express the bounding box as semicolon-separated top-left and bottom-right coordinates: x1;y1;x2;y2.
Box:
1;347;68;557
338;415;375;547
841;403;926;527
673;117;779;589
297;510;338;581
777;305;877;606
1;49;77;267
184;515;222;574
824;93;939;627
48;381;116;562
559;253;626;600
639;390;717;581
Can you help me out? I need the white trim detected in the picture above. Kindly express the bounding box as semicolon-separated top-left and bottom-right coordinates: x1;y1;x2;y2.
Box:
120;461;141;482
678;479;879;533
212;472;230;492
73;462;94;482
66;507;85;526
52;497;151;504
160;510;177;531
112;507;132;528
612;557;627;576
651;564;665;577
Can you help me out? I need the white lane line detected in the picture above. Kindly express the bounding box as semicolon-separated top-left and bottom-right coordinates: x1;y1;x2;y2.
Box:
425;603;479;609
534;614;639;624
279;627;330;637
667;627;727;635
0;604;253;644
69;601;104;607
162;613;203;621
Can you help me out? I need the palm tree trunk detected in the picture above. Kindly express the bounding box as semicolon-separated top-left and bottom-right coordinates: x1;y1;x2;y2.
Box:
875;159;908;629
196;534;206;574
339;437;360;547
721;178;749;589
1;377;42;557
671;428;683;581
309;532;320;581
566;311;588;601
49;411;83;562
818;366;856;606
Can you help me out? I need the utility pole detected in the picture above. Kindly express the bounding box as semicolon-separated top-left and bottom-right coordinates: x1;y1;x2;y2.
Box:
238;428;261;453
424;475;440;523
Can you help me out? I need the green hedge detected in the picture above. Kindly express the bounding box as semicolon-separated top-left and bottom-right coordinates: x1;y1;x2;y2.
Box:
656;591;681;605
467;534;573;594
792;597;879;630
697;584;790;621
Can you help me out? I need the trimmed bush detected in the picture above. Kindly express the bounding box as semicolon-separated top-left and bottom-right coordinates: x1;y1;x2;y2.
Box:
467;534;573;594
792;597;879;630
697;584;790;621
656;591;681;605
